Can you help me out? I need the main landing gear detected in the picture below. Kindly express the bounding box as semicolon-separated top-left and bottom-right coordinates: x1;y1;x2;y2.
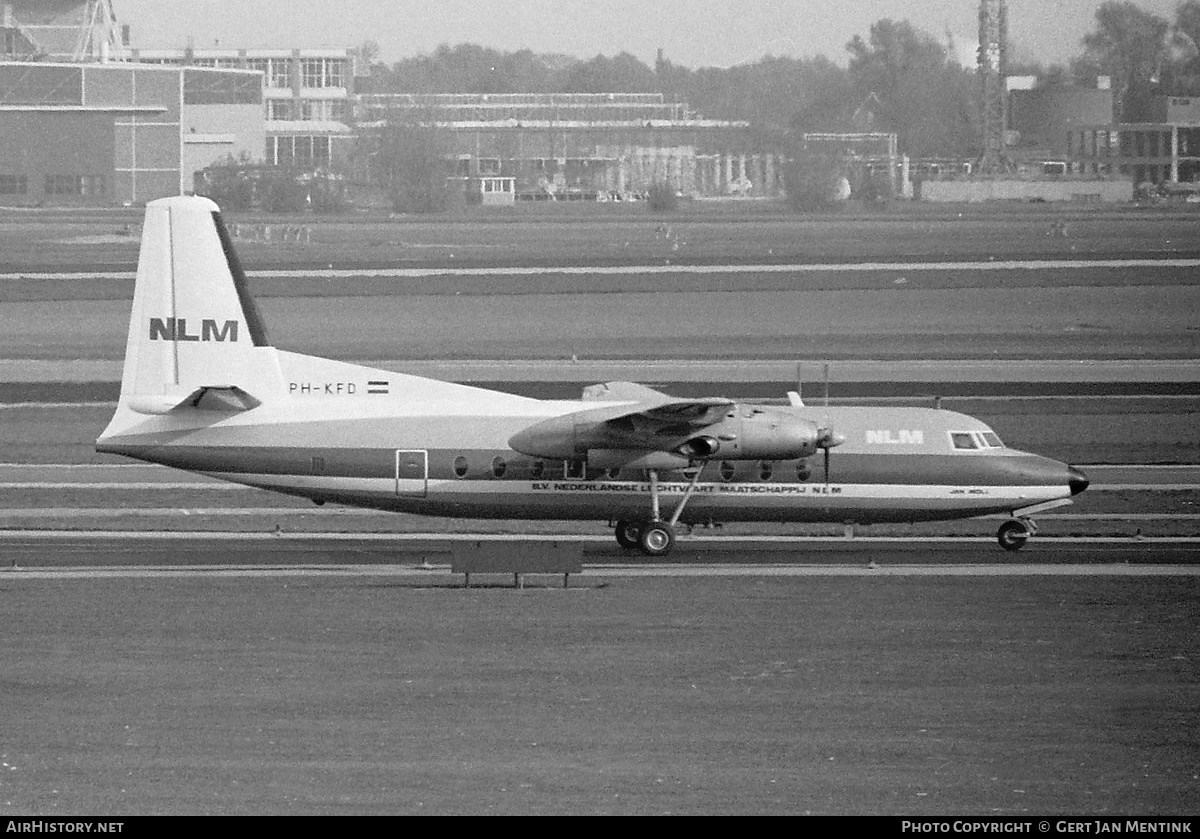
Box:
613;468;703;557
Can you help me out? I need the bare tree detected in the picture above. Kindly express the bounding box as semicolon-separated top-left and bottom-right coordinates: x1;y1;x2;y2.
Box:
370;109;452;213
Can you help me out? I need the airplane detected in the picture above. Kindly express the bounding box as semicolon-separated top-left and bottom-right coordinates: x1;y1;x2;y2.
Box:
97;196;1089;557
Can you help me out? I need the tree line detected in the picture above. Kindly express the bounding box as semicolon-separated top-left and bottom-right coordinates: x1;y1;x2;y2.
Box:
356;1;1200;159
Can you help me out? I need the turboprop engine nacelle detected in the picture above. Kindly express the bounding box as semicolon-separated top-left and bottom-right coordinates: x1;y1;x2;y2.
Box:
677;408;822;461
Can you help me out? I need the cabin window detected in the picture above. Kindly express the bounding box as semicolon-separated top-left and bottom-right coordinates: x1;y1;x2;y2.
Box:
529;460;545;479
311;456;325;475
492;456;507;478
453;455;469;477
951;433;979;450
719;461;735;481
759;461;773;481
982;432;1003;448
796;460;811;482
604;467;621;480
565;459;585;479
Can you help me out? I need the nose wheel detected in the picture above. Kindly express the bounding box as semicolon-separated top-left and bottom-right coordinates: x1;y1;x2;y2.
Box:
997;518;1034;551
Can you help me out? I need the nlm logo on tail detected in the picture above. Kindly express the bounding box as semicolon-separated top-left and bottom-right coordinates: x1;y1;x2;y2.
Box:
149;317;239;342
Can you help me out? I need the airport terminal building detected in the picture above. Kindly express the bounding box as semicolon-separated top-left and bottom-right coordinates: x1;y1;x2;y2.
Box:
0;60;263;205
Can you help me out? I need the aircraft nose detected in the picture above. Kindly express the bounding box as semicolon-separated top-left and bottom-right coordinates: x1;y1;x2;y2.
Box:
1068;466;1090;496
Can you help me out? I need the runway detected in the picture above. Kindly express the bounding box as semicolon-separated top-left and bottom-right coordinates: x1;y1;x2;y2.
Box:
2;214;1197;814
2;540;1197;815
0;531;1196;574
7;255;1200;282
3;357;1199;384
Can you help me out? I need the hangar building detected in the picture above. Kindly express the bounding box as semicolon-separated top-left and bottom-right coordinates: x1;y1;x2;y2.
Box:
0;60;263;205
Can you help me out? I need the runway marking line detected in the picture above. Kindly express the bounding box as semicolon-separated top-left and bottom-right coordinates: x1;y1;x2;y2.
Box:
7;257;1200;282
3;563;1199;580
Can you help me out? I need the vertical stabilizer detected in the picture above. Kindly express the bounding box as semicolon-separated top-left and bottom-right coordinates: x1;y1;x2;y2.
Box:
116;195;284;412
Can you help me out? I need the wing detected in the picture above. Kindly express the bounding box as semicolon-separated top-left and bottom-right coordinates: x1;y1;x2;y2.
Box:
508;382;734;459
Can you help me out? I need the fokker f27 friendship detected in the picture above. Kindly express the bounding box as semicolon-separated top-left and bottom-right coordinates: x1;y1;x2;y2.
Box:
97;196;1089;556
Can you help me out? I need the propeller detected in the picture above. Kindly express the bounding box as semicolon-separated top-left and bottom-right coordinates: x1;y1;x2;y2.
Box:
816;363;845;485
789;362;843;483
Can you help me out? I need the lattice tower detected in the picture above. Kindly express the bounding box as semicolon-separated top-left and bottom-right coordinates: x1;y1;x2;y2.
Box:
73;0;125;62
977;0;1010;173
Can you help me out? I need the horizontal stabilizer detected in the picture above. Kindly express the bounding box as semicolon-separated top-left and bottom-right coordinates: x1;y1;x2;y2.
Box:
128;386;261;415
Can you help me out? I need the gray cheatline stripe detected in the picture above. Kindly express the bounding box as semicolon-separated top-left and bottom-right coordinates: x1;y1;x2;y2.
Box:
6;257;1200;282
2;481;1196;491
2;508;1198;521
0;482;249;489
0;530;1197;544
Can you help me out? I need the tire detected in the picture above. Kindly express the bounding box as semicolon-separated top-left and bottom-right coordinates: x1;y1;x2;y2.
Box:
638;521;676;557
997;520;1030;552
615;519;642;550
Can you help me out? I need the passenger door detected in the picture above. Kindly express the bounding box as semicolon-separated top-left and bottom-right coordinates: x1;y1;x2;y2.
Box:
395;449;428;497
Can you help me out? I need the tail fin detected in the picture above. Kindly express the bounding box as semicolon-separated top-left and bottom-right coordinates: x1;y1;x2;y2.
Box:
117;195;284;413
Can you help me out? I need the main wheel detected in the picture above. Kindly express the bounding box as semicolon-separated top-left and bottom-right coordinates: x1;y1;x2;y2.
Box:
997;519;1030;552
638;520;676;557
614;519;642;550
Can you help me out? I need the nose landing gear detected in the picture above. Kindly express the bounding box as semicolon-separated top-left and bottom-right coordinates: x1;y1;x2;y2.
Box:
997;518;1036;551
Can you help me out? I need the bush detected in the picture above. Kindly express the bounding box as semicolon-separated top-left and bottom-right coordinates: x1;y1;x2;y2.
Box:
857;171;895;204
308;176;347;213
647;181;679;212
784;152;844;211
264;178;308;213
390;180;448;214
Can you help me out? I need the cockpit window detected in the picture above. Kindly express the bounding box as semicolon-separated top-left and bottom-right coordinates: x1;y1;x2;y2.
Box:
951;433;979;450
982;432;1003;448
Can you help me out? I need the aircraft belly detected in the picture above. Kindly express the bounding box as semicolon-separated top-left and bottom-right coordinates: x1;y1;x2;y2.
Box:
197;473;1067;524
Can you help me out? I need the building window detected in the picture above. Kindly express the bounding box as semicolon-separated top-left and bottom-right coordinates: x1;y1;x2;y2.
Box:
44;175;105;196
267;99;294;120
0;174;27;195
325;59;346;88
269;58;292;89
298;58;346;88
301;58;324;88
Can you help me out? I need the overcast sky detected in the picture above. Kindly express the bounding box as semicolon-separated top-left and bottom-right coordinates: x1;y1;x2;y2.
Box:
117;0;1185;68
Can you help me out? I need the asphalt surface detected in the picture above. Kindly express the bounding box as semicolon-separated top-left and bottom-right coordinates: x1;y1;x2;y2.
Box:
1;548;1197;815
1;209;1196;815
1;532;1196;570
